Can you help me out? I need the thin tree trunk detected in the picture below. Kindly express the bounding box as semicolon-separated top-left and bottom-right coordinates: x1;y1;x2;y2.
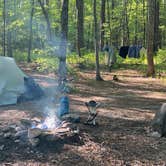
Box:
38;0;52;41
154;0;160;52
28;0;35;63
3;0;6;56
100;0;106;50
143;0;146;46
7;31;13;57
135;0;138;44
58;0;69;90
6;0;13;57
106;0;111;45
146;0;155;77
86;23;91;49
93;0;103;81
76;0;84;57
122;0;129;45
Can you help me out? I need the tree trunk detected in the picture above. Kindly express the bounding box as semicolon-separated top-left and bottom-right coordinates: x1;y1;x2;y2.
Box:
143;0;146;46
86;23;91;49
7;31;13;57
146;0;155;77
28;0;35;63
38;0;52;41
58;0;69;90
3;0;6;56
93;0;103;81
100;0;106;50
154;0;160;52
135;0;138;45
76;0;84;57
6;0;13;57
106;0;111;45
122;0;129;46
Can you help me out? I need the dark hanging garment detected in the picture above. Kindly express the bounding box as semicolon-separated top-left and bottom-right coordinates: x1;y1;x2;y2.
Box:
119;46;129;59
128;46;142;58
128;46;136;58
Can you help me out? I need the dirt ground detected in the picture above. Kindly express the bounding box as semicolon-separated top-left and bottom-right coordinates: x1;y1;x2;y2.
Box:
0;64;166;166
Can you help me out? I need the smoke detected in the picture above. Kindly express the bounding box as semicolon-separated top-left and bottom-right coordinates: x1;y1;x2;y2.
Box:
30;78;63;129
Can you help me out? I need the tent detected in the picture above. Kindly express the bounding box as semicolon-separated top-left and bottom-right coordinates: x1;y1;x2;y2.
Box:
0;56;44;106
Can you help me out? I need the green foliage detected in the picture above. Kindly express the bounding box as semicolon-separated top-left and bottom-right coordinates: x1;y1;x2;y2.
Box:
154;49;166;74
33;55;58;73
67;52;97;69
120;54;146;65
14;50;28;62
155;49;166;64
0;0;165;78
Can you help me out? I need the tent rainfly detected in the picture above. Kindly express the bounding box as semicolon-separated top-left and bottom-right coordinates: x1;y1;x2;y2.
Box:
0;56;44;106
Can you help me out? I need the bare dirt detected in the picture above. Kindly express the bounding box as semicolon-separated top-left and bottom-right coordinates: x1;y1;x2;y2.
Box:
0;64;166;166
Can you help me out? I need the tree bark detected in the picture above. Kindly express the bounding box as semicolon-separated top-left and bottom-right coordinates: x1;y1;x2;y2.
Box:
93;0;103;81
135;0;138;45
100;0;106;50
106;0;111;44
146;0;155;77
28;0;35;63
3;0;6;56
76;0;84;57
143;0;146;47
154;0;160;52
38;0;52;41
7;31;13;57
124;0;130;45
122;0;129;45
58;0;69;90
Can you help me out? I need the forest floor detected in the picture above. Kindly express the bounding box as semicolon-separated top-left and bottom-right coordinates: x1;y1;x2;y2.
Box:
0;64;166;166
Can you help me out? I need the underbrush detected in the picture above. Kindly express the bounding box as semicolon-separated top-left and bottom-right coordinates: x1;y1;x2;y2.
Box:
13;48;166;77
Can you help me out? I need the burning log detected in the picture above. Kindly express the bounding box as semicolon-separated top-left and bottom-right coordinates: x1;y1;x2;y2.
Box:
27;120;79;147
1;115;80;147
28;128;43;139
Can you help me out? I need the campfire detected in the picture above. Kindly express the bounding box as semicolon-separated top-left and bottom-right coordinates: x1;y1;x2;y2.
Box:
28;116;79;147
1;97;80;147
1;97;101;148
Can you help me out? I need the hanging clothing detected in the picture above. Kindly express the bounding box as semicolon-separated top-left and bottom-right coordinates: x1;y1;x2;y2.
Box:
140;47;147;57
119;46;129;59
103;44;116;66
128;45;142;58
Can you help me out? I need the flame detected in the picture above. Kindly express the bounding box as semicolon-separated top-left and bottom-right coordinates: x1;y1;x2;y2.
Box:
34;116;62;130
31;108;62;130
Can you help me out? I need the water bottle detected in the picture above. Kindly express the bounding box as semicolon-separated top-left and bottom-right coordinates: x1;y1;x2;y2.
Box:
58;96;69;117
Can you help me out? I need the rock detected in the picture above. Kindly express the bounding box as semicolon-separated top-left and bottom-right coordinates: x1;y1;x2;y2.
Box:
150;131;161;138
29;138;40;147
0;145;4;151
9;124;17;129
15;130;27;138
28;128;43;139
15;126;24;132
14;139;20;143
4;132;11;138
20;119;33;127
71;127;79;134
45;135;59;142
151;103;166;137
31;117;41;123
2;127;9;132
61;113;80;123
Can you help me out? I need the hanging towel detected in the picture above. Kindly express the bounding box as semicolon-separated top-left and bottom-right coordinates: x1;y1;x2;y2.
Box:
140;47;147;57
103;45;116;66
